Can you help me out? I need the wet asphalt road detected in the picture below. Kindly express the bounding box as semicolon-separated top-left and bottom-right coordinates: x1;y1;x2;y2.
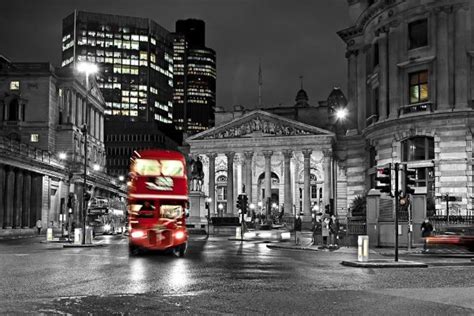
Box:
0;235;473;315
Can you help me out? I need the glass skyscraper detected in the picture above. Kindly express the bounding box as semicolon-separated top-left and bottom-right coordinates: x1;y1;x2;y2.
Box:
62;11;174;125
173;19;216;135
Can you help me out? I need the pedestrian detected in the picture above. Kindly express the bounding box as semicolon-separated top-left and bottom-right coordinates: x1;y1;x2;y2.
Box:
36;219;42;235
321;216;330;248
329;215;340;249
311;215;322;246
421;218;434;252
294;214;302;245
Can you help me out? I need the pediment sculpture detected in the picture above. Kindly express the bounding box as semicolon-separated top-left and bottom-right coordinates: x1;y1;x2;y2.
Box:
205;116;312;139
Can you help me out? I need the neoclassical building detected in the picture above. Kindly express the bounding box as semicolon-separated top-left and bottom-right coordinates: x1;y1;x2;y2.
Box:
186;89;348;221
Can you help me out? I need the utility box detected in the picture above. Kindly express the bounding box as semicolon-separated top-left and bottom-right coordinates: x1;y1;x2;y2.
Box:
358;235;369;262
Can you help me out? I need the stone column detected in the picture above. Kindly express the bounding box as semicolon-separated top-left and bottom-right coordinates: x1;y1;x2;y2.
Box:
0;164;5;228
208;153;217;215
346;50;358;130
14;170;24;228
282;150;293;214
5;167;15;228
357;48;367;130
302;149;312;216
263;150;273;204
244;151;254;202
454;6;468;108
225;152;235;215
323;150;332;209
437;8;450;109
22;171;32;228
378;34;388;120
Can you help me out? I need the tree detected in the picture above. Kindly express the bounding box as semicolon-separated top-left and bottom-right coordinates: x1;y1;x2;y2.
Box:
349;195;366;217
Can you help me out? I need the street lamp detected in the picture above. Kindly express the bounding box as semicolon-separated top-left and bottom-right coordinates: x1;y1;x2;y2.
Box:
93;163;101;171
77;61;98;245
118;175;125;182
58;152;67;160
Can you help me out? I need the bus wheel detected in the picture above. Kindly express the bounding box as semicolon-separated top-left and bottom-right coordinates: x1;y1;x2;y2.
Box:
129;244;141;256
174;243;187;257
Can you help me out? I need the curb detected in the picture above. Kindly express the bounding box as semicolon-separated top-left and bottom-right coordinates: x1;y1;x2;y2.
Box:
63;243;106;248
341;259;428;268
379;252;474;259
267;244;319;252
228;238;276;242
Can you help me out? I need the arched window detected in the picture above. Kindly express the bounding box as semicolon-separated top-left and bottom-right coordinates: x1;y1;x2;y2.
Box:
8;99;19;121
401;136;434;161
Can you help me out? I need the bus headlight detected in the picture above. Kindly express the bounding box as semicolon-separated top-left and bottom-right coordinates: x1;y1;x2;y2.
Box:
175;231;185;240
131;230;145;239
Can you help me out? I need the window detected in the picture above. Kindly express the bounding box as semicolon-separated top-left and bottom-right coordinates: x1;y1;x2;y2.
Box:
401;136;434;161
408;19;428;49
8;99;19;121
373;42;379;67
409;70;428;104
10;81;19;90
30;134;39;142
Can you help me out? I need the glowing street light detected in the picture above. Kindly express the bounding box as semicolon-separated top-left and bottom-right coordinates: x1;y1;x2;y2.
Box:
58;152;67;160
118;175;125;182
93;164;101;171
335;108;348;121
77;61;98;245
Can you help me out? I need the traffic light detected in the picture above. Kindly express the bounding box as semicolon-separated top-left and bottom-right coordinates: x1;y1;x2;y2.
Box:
67;193;74;208
236;194;243;211
242;195;248;214
404;165;416;195
375;164;391;194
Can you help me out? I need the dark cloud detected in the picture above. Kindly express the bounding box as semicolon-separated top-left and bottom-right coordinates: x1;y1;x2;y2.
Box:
0;0;350;110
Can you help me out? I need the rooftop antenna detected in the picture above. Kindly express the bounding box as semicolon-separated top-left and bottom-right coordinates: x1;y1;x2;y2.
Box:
258;59;262;109
299;75;304;90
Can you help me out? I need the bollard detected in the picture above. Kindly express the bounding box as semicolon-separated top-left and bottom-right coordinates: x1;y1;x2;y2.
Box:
358;235;369;262
235;227;241;239
74;228;82;245
46;228;53;241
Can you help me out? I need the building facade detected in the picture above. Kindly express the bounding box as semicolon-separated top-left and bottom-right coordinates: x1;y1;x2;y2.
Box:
173;19;216;135
0;56;125;237
186;89;346;221
338;0;474;216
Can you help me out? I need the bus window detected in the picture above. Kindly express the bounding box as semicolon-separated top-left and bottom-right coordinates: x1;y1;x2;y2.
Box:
160;205;183;219
129;200;156;218
132;159;161;176
161;160;184;177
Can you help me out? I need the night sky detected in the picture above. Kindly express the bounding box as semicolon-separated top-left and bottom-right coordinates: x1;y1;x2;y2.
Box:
0;0;350;110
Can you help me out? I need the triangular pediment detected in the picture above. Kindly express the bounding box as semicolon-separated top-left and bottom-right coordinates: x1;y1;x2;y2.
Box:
186;110;334;141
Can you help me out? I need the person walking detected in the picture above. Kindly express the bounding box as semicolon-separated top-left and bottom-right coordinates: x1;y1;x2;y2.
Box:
329;215;340;249
311;215;322;246
294;214;302;245
321;216;330;248
421;218;434;252
36;219;42;235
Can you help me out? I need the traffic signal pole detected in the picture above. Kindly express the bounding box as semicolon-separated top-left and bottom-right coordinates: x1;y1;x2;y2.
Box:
394;163;399;262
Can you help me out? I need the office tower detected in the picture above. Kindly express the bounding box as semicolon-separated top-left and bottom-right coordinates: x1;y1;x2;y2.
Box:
61;11;178;177
173;19;216;135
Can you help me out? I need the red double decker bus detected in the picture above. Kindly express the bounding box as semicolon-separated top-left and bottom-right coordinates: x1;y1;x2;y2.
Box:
127;149;189;256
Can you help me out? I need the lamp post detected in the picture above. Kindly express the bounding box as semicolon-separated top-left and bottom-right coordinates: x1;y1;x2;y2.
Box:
77;61;98;245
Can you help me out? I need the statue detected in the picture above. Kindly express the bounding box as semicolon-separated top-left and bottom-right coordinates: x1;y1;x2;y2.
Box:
190;156;204;191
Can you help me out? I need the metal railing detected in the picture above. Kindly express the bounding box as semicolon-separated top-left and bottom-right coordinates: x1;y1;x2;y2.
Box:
428;215;474;232
398;102;433;116
0;136;55;165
